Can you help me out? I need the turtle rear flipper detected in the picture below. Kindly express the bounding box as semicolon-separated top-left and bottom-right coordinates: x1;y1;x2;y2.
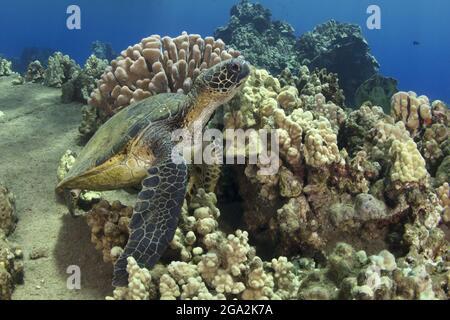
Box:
112;150;187;287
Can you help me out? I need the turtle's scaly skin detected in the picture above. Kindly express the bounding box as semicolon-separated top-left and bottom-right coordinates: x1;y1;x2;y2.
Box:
56;58;250;287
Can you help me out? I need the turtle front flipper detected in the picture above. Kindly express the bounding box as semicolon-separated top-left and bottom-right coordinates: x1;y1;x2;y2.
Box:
112;149;187;287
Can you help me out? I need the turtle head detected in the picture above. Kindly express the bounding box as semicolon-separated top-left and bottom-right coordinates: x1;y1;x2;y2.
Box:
185;58;250;128
193;58;250;105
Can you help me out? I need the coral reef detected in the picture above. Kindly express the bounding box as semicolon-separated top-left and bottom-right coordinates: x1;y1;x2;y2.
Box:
75;67;449;300
221;67;447;267
105;189;301;300
91;41;117;62
279;66;346;107
338;104;389;157
0;231;24;300
214;0;298;75
24;60;45;83
0;58;13;77
0;184;17;236
394;93;449;131
391;91;433;137
43;52;80;88
106;256;155;300
95;188;448;300
435;156;450;187
298;243;448;300
390;91;450;174
0;172;21;301
388;139;427;185
86;200;132;263
296;20;380;106
355;75;399;113
214;1;381;107
297;20;379;105
53;12;447;299
62;55;109;104
437;183;449;224
78;105;103;140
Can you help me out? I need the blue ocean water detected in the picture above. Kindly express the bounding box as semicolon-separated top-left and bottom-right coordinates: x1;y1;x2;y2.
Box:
0;0;449;101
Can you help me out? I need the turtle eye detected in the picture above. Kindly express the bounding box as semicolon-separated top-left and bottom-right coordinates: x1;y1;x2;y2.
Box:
230;62;241;73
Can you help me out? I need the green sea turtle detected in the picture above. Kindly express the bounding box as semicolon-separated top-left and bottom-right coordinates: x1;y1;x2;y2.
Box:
56;58;250;286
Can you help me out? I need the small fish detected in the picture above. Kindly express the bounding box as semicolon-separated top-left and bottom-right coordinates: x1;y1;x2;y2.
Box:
413;41;420;46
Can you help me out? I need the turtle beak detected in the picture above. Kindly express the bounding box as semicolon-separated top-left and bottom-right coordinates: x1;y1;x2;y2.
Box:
237;61;250;84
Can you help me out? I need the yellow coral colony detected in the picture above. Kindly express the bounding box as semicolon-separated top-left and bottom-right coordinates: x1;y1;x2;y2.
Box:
389;139;427;184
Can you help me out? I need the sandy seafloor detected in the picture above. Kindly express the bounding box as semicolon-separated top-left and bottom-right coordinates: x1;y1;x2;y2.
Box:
0;75;135;300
